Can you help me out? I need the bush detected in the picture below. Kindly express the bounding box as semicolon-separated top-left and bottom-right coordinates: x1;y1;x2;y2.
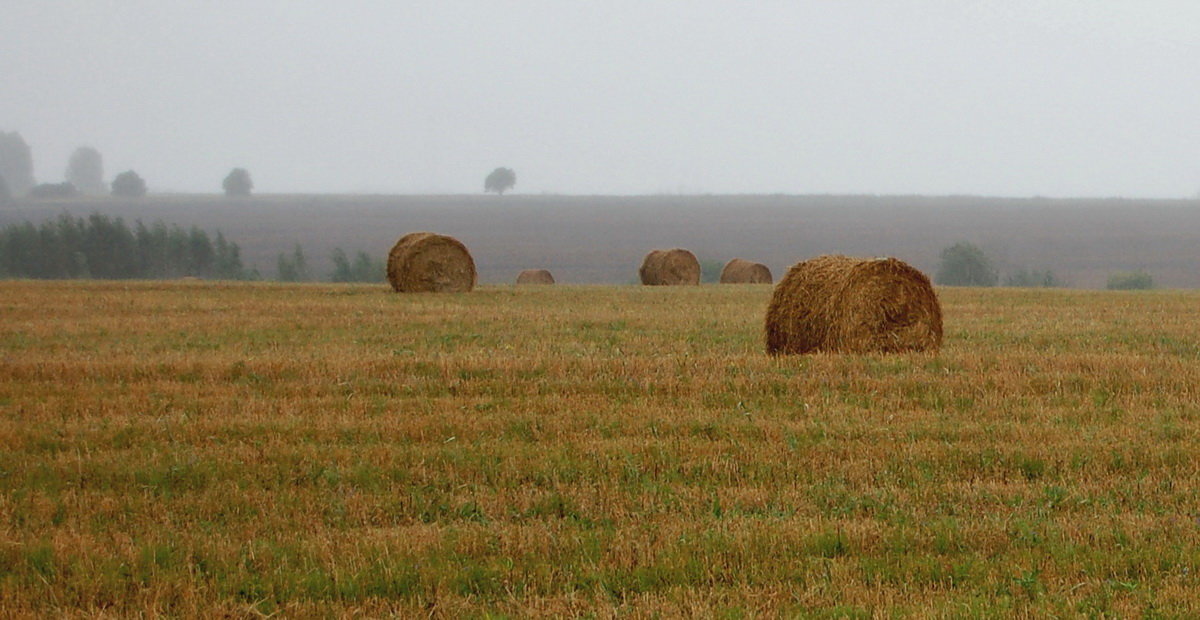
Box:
936;242;998;287
28;182;78;200
699;259;723;284
1005;268;1066;288
1107;270;1153;290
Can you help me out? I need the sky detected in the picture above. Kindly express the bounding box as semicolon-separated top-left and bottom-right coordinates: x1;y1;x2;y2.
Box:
3;1;1199;197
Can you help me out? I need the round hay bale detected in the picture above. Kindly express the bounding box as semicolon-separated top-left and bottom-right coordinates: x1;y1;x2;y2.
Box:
387;232;477;293
765;255;942;354
719;258;773;284
639;248;700;285
516;269;555;285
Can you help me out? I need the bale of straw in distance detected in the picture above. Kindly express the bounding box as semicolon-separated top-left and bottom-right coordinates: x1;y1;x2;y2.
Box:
720;258;773;284
765;255;942;354
516;269;555;285
639;248;701;285
387;232;477;293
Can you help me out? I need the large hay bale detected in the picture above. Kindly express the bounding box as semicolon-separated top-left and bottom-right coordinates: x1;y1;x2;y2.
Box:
639;248;700;285
516;269;555;285
387;232;477;293
765;255;942;354
719;258;773;284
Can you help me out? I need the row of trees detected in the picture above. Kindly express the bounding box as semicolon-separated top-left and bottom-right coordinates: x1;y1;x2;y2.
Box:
275;245;384;282
4;129;515;200
0;213;253;280
1;133;129;199
0;130;257;201
0;213;386;282
937;241;1153;289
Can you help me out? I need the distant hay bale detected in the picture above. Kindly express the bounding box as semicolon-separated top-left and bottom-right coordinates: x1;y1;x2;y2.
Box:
387;232;477;293
765;255;942;354
516;269;555;285
719;258;773;284
639;248;700;285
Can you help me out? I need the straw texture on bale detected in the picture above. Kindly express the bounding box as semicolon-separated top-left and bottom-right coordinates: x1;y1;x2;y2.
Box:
765;255;942;354
719;258;773;284
387;232;477;293
516;269;555;285
639;248;700;285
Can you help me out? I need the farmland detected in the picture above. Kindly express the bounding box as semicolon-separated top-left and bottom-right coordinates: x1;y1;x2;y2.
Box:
3;193;1200;288
2;280;1200;616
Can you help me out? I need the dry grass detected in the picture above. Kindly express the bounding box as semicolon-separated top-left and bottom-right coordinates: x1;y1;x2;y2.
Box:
2;280;1200;616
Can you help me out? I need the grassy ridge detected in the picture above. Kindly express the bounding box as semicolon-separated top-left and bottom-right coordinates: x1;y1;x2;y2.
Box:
2;281;1199;616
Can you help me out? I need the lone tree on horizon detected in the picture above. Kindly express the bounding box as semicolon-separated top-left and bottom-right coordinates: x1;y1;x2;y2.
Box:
111;170;147;197
222;168;253;197
66;146;106;195
484;167;515;195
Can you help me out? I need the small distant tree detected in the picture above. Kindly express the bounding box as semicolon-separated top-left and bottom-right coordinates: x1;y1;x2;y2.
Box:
484;167;516;195
223;168;253;197
1107;270;1153;290
936;242;998;287
0;131;35;196
66;146;106;195
111;170;147;198
0;173;10;204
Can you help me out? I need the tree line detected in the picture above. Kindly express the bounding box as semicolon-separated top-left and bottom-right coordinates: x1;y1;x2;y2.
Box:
0;212;386;283
3;129;512;200
274;245;384;283
937;241;1152;290
0;213;254;280
0;130;254;200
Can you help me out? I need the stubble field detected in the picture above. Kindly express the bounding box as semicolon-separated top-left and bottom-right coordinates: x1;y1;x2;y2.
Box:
2;281;1200;616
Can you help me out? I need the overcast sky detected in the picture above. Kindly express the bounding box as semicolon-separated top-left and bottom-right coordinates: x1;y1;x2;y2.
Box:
3;1;1199;197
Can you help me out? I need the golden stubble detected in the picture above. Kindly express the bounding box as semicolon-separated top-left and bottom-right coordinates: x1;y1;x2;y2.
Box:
2;281;1199;615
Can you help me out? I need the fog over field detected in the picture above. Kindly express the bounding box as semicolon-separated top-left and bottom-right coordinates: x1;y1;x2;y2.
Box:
3;2;1200;197
3;5;1200;288
9;5;1200;615
4;194;1199;288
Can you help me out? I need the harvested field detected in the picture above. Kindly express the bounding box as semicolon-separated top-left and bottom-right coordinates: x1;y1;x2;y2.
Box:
2;280;1200;616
